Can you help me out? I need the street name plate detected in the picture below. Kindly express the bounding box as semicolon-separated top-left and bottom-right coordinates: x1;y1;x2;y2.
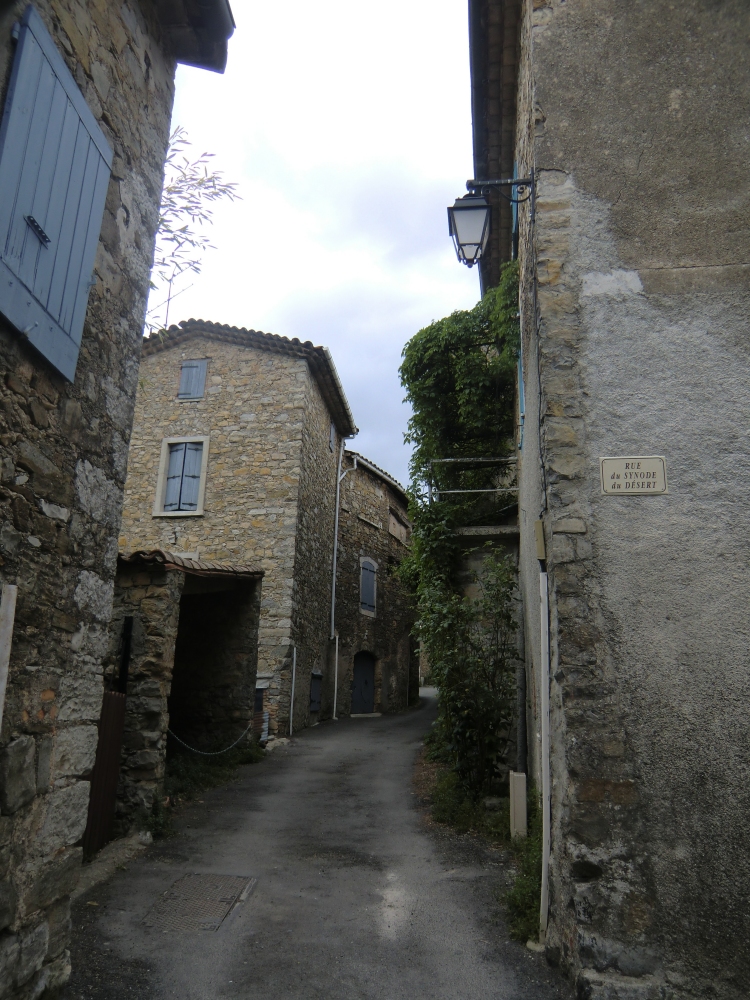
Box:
600;456;667;495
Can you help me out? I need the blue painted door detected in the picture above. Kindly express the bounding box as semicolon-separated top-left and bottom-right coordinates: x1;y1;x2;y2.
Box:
351;652;375;714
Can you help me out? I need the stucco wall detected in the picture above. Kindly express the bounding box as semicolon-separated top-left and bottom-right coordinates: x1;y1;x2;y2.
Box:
333;456;415;716
515;2;750;997
0;2;175;995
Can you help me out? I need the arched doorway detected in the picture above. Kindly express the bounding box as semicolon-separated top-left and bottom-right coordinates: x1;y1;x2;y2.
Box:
352;651;375;714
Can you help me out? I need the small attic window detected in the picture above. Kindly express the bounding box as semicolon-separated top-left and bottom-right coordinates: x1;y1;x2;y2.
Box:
329;422;336;452
178;360;208;400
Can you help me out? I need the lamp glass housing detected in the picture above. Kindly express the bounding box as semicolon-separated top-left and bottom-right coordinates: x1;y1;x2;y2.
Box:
447;194;490;267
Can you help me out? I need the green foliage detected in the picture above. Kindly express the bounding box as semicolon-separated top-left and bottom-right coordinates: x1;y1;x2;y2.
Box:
411;560;517;790
431;769;510;842
399;261;521;799
420;549;517;796
505;791;543;942
400;260;519;506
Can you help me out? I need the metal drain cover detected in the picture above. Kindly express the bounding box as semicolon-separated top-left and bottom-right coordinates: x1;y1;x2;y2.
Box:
144;873;256;932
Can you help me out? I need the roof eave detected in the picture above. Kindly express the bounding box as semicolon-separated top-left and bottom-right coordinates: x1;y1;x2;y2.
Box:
157;0;235;73
141;321;357;438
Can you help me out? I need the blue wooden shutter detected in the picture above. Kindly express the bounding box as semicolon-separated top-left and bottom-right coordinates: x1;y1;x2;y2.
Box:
164;443;186;511
179;442;203;510
178;360;207;398
360;561;376;613
0;6;113;381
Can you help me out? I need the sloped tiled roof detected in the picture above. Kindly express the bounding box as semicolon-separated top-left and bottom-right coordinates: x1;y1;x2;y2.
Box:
142;320;357;436
119;549;263;578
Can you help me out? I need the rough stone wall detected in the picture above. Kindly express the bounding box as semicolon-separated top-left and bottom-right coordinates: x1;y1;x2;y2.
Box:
0;3;174;996
514;1;750;997
287;373;339;730
333;457;415;716
108;562;184;824
120;337;307;736
109;564;261;824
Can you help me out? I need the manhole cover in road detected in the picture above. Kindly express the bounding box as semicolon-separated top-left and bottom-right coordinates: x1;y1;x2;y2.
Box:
144;873;256;932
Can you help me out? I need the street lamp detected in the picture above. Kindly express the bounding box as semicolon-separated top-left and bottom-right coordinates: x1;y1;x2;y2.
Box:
448;171;535;268
447;194;491;267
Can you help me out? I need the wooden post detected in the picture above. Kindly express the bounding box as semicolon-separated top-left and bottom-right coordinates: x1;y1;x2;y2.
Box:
509;770;527;838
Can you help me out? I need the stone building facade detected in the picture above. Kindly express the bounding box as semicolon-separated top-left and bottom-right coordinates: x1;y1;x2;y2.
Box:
468;2;750;998
109;550;261;827
331;452;416;717
0;3;233;996
118;320;358;738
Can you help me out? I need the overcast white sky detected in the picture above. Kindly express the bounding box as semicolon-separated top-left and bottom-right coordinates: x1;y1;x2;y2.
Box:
161;0;481;487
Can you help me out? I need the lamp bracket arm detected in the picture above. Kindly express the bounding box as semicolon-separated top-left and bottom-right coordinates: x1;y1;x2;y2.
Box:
466;169;536;218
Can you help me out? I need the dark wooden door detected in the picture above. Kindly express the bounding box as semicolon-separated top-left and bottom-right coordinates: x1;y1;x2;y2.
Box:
82;691;126;858
352;652;375;714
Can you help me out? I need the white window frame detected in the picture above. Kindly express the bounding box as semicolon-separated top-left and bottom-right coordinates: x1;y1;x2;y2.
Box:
152;435;210;517
359;556;378;618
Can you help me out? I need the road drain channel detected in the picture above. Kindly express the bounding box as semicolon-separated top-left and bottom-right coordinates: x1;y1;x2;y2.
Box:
144;873;256;932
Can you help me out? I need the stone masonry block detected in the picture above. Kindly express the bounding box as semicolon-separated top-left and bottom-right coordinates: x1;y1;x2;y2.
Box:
0;879;16;933
0;736;37;815
41;949;72;993
577;780;637;805
52;727;98;780
34;783;90;856
45;897;70;960
21;849;83;915
548;452;585;479
17;921;49;987
545;418;582;448
0;932;19;1000
552;518;586;534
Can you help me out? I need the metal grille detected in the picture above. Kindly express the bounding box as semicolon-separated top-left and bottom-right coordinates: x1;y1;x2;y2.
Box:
144;874;256;932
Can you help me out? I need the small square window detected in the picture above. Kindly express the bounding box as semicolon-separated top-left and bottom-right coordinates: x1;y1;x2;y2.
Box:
178;360;208;399
153;436;210;517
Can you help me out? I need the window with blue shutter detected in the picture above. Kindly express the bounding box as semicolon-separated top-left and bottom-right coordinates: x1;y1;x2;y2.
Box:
360;559;377;614
178;360;208;399
0;6;113;381
163;441;204;511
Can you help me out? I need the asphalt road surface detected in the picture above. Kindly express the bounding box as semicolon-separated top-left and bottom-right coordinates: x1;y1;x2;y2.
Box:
61;690;573;1000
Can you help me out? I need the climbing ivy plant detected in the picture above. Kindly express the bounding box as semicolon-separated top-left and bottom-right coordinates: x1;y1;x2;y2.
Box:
399;260;520;795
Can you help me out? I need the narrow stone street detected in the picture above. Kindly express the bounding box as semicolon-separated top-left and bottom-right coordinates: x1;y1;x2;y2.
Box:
60;693;572;1000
